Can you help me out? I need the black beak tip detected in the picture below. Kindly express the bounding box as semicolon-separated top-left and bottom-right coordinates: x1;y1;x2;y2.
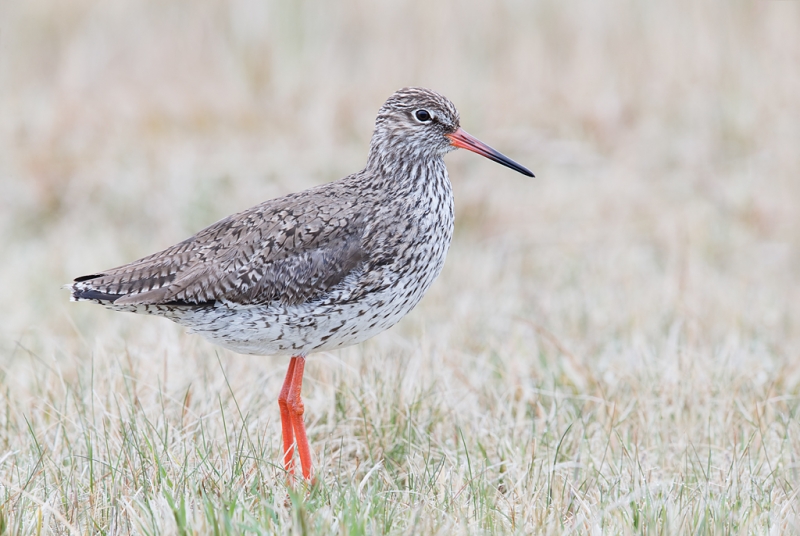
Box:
511;163;535;177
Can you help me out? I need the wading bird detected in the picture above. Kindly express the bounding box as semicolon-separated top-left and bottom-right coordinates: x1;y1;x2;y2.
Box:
70;87;533;480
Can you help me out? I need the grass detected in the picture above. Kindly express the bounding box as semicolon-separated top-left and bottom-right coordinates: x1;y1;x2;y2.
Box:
1;0;799;533
4;327;798;534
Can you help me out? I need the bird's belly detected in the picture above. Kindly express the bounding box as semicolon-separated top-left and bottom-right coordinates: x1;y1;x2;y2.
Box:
172;262;444;356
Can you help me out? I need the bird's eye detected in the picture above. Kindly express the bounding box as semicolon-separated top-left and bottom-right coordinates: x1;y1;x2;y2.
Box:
414;109;432;122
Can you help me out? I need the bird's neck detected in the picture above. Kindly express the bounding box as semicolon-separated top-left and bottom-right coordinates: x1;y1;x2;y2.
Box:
366;153;446;191
366;142;447;188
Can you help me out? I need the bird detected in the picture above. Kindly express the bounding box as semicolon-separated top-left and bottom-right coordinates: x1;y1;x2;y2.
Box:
69;87;534;481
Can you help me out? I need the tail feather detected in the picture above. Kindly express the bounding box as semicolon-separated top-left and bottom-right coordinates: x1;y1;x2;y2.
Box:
71;288;123;303
68;274;123;304
67;275;204;309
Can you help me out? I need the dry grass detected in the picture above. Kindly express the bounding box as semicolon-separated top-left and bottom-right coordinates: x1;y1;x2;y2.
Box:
1;0;800;533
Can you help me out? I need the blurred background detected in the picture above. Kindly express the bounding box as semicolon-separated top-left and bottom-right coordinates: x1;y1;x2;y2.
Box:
1;0;799;391
1;1;800;530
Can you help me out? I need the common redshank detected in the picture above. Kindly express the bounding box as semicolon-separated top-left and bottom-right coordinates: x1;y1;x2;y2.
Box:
69;87;533;480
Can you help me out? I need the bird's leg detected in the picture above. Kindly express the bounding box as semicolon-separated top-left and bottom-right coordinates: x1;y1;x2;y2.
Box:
278;357;298;475
287;356;313;480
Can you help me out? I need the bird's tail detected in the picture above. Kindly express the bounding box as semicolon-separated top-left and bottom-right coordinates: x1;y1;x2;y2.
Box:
67;275;124;305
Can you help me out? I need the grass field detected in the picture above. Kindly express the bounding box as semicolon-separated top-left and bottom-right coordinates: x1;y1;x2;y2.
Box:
1;0;799;533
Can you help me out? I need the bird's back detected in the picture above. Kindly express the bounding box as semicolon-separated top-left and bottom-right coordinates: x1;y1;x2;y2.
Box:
72;175;370;307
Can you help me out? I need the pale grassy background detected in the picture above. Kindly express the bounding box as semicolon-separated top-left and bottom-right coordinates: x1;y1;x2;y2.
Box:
1;0;799;534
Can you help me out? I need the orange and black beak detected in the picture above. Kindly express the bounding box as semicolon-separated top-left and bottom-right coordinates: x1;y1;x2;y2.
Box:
447;128;534;177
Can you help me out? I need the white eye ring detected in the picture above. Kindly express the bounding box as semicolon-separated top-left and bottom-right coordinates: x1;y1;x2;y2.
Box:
414;109;433;122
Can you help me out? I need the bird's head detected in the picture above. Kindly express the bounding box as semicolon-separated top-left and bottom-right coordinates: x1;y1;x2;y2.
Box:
369;87;533;177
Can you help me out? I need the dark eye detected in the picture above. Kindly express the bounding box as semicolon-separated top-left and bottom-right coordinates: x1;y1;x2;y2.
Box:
415;109;432;122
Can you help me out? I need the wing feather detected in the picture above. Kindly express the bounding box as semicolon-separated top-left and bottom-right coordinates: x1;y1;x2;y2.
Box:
71;184;366;308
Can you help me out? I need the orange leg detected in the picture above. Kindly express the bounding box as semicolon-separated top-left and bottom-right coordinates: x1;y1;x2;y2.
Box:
287;356;313;480
278;357;298;474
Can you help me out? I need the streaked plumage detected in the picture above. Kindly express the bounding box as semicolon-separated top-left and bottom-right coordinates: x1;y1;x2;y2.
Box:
69;87;533;480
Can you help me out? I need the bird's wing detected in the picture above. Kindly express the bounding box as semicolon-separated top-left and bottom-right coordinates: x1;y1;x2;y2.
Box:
71;187;367;307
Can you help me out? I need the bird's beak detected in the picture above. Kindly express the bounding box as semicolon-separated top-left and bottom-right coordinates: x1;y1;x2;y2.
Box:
447;128;534;177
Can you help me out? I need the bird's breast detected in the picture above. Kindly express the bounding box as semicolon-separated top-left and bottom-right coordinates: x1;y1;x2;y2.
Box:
364;164;454;295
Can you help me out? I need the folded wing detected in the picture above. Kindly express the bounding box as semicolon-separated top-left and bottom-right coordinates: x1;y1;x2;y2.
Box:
71;190;366;308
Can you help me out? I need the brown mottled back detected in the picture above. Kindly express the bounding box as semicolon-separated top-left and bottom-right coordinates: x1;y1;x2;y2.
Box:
73;177;368;307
